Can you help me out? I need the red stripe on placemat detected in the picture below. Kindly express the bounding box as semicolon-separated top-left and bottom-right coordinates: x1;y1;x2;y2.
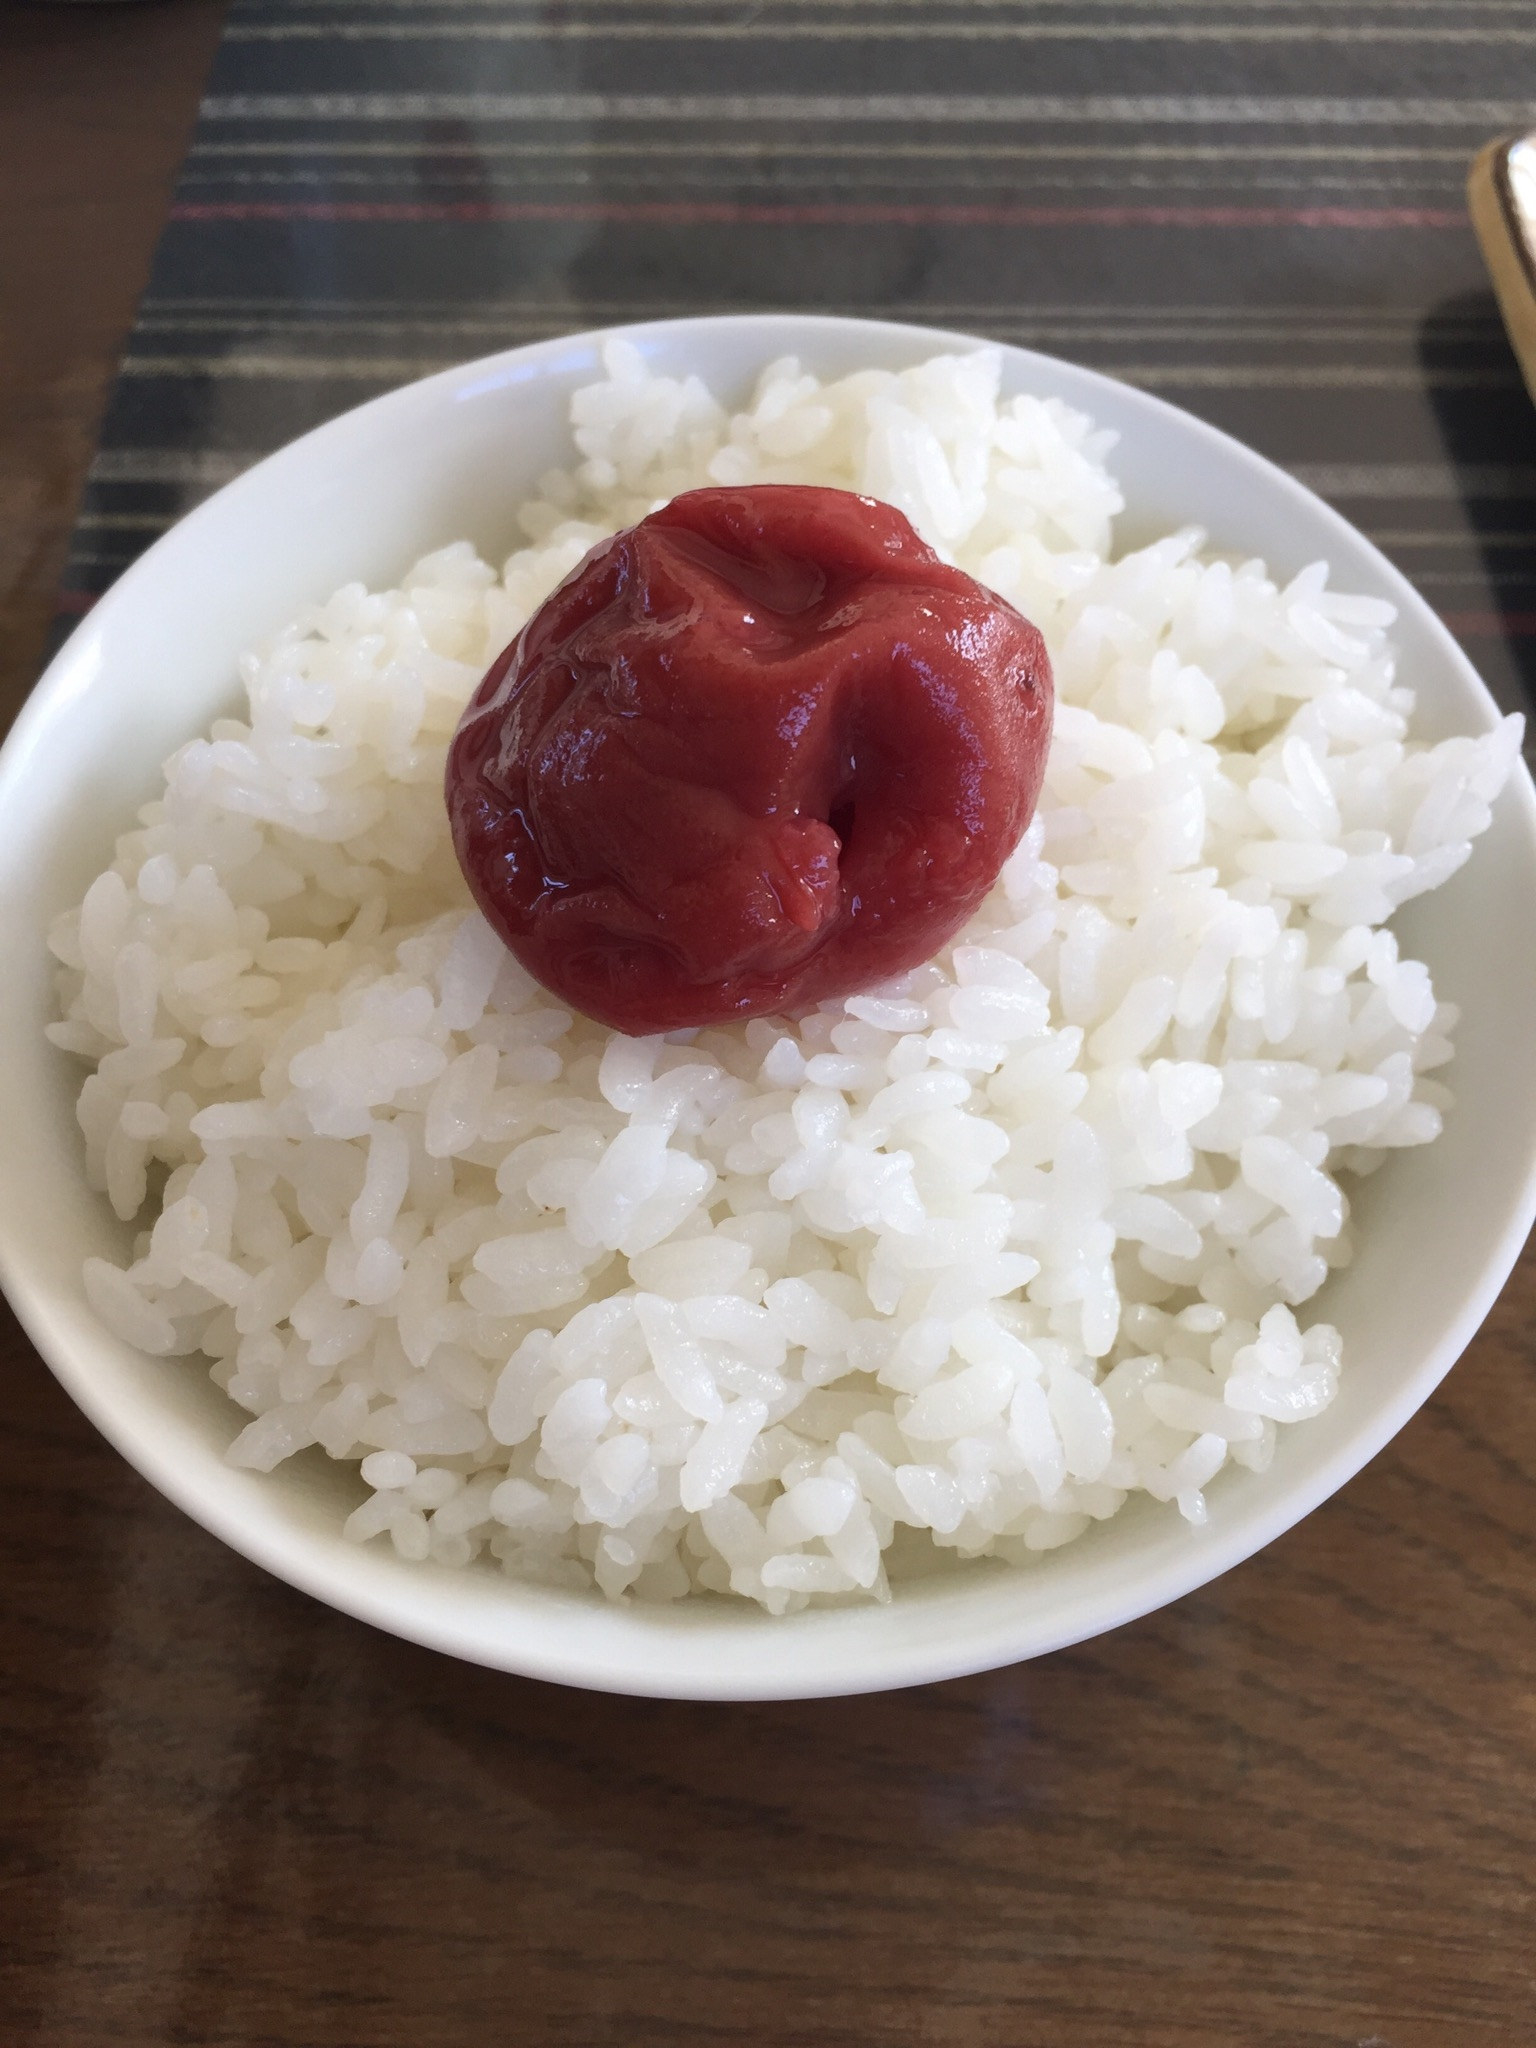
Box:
1439;610;1536;638
167;200;1467;230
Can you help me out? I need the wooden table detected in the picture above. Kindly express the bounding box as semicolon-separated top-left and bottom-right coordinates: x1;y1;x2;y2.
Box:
2;9;1533;2044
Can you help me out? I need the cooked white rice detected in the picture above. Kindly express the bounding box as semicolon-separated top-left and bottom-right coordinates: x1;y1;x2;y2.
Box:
48;343;1524;1611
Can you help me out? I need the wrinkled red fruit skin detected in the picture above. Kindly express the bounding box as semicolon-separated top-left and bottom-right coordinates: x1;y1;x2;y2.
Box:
446;485;1053;1035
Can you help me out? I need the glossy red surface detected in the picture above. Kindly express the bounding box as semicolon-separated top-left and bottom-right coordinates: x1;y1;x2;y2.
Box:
446;485;1053;1034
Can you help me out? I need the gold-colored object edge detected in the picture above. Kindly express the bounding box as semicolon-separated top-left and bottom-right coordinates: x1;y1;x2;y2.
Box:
1469;135;1536;408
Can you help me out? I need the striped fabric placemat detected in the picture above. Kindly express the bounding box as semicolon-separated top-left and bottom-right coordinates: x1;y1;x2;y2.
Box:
63;0;1536;728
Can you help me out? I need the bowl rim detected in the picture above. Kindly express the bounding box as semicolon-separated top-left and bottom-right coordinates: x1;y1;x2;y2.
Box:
5;310;1536;1700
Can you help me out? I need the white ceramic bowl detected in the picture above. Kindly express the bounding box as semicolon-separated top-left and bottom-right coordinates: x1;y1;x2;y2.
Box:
4;315;1535;1700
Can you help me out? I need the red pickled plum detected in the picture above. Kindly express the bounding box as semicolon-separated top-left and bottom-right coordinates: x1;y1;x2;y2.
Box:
445;485;1053;1035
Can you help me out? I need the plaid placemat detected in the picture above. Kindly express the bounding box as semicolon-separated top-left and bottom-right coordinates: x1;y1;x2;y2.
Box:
61;0;1536;727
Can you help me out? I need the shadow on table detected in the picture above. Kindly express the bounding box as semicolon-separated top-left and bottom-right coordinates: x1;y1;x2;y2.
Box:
1417;286;1536;729
0;1335;1261;2041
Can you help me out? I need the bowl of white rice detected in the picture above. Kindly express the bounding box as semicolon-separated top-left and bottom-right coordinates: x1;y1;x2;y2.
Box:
4;315;1535;1699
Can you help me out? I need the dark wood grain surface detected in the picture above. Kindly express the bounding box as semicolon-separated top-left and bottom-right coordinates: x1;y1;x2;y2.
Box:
2;9;1535;2046
0;0;227;712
